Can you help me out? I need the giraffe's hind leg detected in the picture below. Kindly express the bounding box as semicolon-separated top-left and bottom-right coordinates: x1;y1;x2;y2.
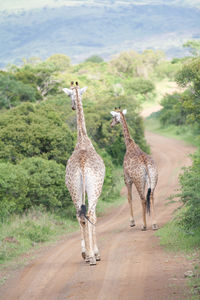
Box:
86;210;100;264
76;216;87;260
126;182;135;227
141;199;147;231
66;172;90;262
150;191;158;230
86;176;103;265
135;177;147;231
92;222;101;261
147;165;158;230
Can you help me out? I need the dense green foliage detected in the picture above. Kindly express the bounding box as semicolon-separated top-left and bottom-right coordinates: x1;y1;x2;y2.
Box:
0;103;75;165
159;93;187;126
183;40;200;57
157;54;200;231
178;151;200;230
0;158;70;221
0;163;28;218
0;72;39;109
85;55;104;63
159;56;200;129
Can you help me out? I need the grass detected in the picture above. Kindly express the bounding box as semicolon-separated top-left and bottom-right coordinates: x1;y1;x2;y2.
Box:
145;116;199;147
156;215;200;300
188;265;200;300
0;167;125;271
0;208;78;269
156;216;200;253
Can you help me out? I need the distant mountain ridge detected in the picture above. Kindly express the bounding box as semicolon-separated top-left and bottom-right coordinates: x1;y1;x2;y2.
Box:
1;0;200;11
0;1;200;67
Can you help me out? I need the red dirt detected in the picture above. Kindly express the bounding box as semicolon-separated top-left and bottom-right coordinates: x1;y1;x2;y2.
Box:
0;131;195;300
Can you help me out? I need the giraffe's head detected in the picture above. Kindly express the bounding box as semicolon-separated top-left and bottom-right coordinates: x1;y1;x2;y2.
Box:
63;81;87;110
110;107;127;127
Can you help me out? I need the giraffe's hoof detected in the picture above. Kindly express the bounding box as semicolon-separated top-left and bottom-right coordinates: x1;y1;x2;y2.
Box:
152;224;158;230
141;225;147;231
89;257;97;266
81;252;86;260
85;256;90;263
130;220;135;227
95;254;101;261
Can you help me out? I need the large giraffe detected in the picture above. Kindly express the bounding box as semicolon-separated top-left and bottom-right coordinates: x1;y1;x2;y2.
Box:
63;81;105;265
110;108;158;231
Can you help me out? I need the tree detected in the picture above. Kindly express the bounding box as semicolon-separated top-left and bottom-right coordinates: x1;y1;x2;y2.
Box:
14;61;60;97
0;72;38;109
46;54;71;71
183;40;200;57
109;51;140;76
176;57;200;124
85;55;104;63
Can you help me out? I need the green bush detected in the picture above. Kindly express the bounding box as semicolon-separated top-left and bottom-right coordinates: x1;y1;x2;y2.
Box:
97;149;117;202
154;61;181;80
20;157;71;210
178;151;200;230
0;163;28;218
0;157;73;219
159;93;187;126
125;78;155;95
0;103;75;165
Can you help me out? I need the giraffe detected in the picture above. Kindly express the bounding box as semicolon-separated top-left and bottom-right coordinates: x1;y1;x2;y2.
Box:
63;81;105;265
110;108;158;231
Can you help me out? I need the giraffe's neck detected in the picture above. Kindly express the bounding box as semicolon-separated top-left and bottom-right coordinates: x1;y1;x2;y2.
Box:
120;113;137;148
75;88;87;143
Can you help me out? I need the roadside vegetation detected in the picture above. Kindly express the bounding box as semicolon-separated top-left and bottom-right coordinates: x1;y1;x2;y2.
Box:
147;41;200;299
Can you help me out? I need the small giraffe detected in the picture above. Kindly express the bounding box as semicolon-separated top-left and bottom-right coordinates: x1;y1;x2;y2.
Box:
63;81;105;265
110;108;158;230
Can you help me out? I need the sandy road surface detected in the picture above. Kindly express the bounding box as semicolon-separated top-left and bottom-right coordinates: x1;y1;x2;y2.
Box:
0;131;195;300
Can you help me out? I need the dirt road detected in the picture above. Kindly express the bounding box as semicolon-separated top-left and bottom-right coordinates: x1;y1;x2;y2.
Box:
0;131;195;300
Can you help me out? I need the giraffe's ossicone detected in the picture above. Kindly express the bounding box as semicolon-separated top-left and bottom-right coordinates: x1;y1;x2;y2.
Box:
63;82;105;265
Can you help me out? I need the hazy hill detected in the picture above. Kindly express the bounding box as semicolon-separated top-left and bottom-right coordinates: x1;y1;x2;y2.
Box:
0;0;200;67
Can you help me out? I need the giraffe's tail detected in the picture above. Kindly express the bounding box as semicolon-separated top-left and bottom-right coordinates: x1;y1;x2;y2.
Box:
146;188;151;215
79;204;87;219
78;165;87;223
